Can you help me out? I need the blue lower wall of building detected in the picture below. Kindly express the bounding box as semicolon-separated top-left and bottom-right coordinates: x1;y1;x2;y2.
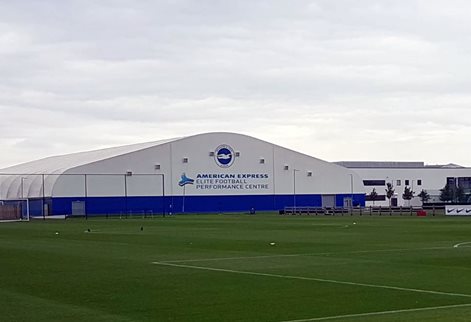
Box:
49;193;365;216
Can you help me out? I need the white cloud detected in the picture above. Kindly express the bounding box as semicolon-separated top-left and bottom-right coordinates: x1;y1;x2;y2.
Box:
1;0;471;168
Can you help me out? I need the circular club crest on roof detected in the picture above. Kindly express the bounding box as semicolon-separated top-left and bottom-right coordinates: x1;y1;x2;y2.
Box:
214;144;235;168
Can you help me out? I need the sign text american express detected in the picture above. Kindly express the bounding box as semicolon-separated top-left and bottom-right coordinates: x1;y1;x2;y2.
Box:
196;174;269;179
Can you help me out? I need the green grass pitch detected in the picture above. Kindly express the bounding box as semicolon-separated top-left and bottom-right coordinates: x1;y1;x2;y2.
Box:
2;214;471;321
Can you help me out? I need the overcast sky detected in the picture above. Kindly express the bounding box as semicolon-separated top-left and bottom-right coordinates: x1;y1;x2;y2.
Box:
1;0;471;168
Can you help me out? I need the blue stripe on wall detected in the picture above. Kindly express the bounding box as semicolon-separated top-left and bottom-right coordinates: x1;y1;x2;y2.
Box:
50;194;366;216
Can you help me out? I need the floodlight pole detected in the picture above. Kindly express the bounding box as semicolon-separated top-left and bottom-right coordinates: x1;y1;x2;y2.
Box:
21;177;28;220
293;169;300;210
84;174;88;220
182;184;186;213
161;174;165;217
26;197;29;220
21;177;26;199
42;174;46;220
124;174;128;216
349;174;354;209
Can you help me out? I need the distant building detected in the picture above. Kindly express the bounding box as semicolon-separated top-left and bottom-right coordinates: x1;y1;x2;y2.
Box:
335;161;471;206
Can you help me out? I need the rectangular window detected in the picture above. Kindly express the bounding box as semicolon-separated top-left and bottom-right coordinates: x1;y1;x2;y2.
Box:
457;177;471;190
397;180;401;186
405;179;410;186
365;195;386;201
417;179;422;186
363;180;386;186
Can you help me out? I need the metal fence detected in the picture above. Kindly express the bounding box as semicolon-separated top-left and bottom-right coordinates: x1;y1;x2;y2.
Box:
0;173;165;218
281;205;445;216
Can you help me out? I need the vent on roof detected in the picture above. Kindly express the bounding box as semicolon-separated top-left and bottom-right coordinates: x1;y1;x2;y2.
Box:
260;158;265;164
284;165;289;171
209;151;215;157
126;171;133;176
307;171;313;177
183;157;188;163
154;164;161;170
235;152;240;157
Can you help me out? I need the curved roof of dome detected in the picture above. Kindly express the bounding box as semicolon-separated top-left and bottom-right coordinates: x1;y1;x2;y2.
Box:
0;132;344;199
0;137;180;175
0;137;181;199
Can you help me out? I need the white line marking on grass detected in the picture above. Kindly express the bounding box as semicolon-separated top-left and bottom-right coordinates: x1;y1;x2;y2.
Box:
162;246;452;263
453;241;471;248
87;231;143;235
164;253;313;263
151;261;471;299
279;303;471;322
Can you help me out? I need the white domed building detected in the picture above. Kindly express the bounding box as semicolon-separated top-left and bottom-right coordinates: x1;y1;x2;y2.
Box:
0;133;365;216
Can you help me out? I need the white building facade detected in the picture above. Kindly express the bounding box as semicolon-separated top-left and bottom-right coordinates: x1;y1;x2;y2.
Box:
336;162;471;207
0;133;365;215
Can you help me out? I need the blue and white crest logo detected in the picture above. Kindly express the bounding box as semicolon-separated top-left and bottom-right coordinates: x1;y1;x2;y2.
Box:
215;144;235;168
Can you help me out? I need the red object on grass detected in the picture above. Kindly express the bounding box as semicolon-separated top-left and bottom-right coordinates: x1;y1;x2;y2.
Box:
416;210;427;216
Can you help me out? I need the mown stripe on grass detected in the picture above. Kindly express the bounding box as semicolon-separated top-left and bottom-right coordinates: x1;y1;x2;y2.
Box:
152;261;471;299
280;302;471;321
161;245;454;263
0;288;135;322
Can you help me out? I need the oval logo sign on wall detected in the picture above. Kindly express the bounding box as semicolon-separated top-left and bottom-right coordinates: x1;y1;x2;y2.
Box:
215;144;235;168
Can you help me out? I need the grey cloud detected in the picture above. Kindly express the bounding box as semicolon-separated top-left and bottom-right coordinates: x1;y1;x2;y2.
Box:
1;0;471;168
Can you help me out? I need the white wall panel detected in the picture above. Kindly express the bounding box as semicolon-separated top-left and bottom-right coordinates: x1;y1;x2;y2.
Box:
86;175;125;197
53;175;86;197
126;175;164;196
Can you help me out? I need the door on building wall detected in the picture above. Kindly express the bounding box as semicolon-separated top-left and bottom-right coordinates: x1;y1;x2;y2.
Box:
391;198;398;207
343;197;352;209
322;195;335;208
72;201;86;217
